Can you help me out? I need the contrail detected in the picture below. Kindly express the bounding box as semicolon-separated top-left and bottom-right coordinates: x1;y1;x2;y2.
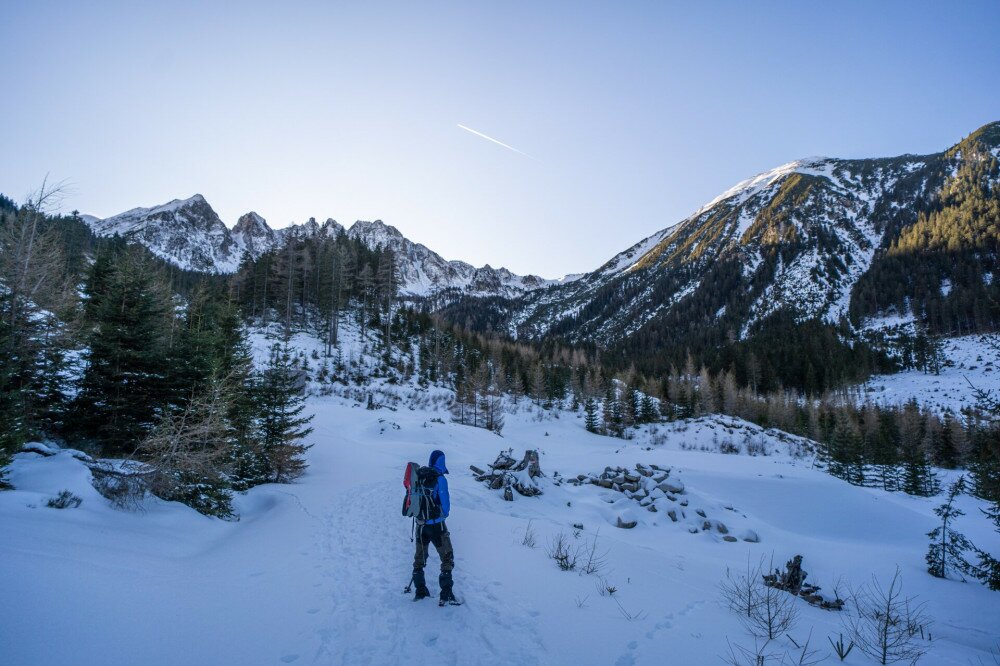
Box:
457;124;533;159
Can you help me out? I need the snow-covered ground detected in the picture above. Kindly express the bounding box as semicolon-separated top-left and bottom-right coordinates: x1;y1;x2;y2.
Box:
3;327;999;665
858;334;1000;413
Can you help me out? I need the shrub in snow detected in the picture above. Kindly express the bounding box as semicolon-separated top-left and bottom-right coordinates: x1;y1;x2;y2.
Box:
828;633;855;661
721;638;783;666
90;460;150;511
546;532;579;571
46;490;82;509
519;520;538;549
579;531;608;575
719;438;740;455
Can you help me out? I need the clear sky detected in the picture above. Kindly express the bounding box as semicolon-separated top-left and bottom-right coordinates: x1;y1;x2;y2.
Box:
2;1;999;278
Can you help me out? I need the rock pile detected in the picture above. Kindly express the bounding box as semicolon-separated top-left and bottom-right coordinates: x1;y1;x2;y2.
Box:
570;463;759;542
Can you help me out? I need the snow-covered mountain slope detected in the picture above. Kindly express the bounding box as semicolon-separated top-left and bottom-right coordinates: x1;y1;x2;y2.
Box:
82;200;552;296
502;152;941;344
344;219;553;297
230;211;276;261
466;122;999;351
3;326;999;664
89;194;244;273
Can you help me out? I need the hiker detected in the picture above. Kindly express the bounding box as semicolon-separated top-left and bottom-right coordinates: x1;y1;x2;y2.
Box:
407;449;458;604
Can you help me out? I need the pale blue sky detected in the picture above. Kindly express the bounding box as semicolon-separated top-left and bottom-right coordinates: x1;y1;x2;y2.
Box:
2;1;998;277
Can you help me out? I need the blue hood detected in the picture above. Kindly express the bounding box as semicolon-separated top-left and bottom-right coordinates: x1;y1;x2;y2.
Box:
429;450;448;474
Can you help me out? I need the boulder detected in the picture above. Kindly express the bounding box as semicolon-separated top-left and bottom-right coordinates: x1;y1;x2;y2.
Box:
616;516;638;529
662;479;685;494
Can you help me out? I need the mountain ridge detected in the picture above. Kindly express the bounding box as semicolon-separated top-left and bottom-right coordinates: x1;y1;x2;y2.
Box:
81;198;557;297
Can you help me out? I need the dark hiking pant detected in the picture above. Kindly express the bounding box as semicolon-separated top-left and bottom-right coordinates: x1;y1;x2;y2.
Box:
412;522;454;596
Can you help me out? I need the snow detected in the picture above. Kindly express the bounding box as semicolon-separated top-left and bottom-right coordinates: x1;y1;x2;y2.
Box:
690;158;835;219
3;326;999;665
606;226;676;276
858;334;1000;413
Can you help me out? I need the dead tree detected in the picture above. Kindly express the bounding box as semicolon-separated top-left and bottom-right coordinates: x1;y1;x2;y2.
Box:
471;449;543;500
764;554;845;611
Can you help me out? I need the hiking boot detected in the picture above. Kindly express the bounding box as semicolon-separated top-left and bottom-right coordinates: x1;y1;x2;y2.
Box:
413;586;431;601
439;571;455;603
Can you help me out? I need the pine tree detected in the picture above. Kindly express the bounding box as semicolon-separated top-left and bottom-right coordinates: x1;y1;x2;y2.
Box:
584;397;600;433
926;476;976;580
258;343;314;482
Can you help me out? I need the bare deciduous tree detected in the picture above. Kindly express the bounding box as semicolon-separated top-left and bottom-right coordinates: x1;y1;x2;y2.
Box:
721;555;798;641
138;378;235;518
844;568;931;665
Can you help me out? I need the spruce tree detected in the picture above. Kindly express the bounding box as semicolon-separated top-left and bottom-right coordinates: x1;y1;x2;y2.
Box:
584;397;600;434
639;393;658;424
968;370;1000;591
974;547;1000;591
873;409;901;491
926;476;976;580
899;437;939;497
73;247;171;456
258;343;314;482
603;385;624;438
220;303;268;491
